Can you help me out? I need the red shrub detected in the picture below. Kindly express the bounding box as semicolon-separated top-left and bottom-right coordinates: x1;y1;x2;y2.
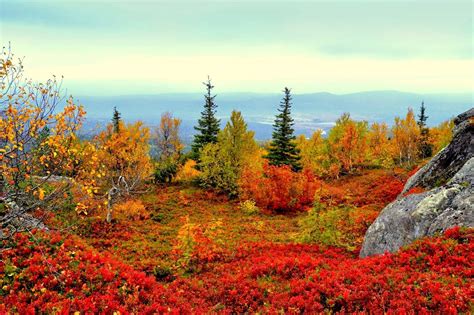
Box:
1;228;472;313
323;169;407;208
240;164;320;212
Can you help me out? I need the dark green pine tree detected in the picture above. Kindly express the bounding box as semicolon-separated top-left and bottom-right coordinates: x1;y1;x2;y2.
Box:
191;76;220;159
417;101;433;158
265;87;301;171
112;106;122;133
417;101;428;129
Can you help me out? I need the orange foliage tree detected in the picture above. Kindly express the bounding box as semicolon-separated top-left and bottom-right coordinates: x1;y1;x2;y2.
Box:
366;122;394;168
326;113;368;175
295;130;329;176
429;119;454;154
94;121;153;222
1;46;90;235
392;108;420;166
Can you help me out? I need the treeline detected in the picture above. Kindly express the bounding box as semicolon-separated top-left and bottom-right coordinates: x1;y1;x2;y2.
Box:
1;47;454;228
152;77;452;210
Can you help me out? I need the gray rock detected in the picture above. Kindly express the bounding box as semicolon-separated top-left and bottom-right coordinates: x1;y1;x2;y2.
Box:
360;108;474;258
1;198;49;239
401;108;473;195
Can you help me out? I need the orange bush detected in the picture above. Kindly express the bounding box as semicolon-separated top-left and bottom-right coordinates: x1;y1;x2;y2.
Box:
175;159;201;182
114;199;150;220
240;163;320;212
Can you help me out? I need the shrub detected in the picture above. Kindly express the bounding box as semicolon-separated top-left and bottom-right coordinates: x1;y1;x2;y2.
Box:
174;159;201;182
152;264;174;281
297;205;356;250
173;217;227;273
240;164;319;212
1;228;472;313
114;199;150;221
239;200;260;215
154;159;179;183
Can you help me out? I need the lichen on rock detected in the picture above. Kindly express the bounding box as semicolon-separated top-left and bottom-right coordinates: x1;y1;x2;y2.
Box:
360;108;473;258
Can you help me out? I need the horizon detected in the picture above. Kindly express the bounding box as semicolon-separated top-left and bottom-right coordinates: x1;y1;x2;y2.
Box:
1;0;473;95
73;89;473;97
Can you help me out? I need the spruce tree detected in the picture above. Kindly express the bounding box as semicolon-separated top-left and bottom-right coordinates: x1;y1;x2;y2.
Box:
417;101;428;129
265;87;301;171
417;101;433;158
112;106;122;133
191;76;220;159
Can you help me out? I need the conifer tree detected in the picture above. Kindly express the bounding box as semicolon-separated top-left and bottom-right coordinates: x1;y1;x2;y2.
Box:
112;106;122;133
417;101;428;129
191;76;220;159
265;87;301;171
417;101;433;158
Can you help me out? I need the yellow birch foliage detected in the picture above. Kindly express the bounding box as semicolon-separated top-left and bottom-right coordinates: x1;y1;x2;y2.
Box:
392;108;420;166
429;120;454;154
95;121;153;190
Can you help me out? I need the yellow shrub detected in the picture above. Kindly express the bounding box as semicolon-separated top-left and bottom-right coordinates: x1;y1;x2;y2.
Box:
114;199;149;221
239;199;260;215
175;159;200;182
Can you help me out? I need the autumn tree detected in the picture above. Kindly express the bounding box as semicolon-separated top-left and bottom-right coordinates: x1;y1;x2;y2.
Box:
154;112;184;183
156;112;183;161
1;46;87;237
430;119;454;154
392;108;420;166
417;101;433;159
265;87;301;171
199;110;260;197
95;121;153;222
326;113;368;175
295;130;328;176
191;76;220;160
367;122;393;168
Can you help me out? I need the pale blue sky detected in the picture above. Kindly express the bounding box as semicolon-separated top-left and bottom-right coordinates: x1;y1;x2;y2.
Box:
1;0;473;95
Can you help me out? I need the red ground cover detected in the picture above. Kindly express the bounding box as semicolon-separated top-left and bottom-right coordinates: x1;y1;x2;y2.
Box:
1;227;472;314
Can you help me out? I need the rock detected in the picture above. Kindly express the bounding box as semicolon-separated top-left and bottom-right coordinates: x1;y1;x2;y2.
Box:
1;198;49;239
360;108;474;258
401;108;473;195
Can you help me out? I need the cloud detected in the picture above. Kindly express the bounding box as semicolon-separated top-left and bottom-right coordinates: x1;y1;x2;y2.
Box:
1;0;472;94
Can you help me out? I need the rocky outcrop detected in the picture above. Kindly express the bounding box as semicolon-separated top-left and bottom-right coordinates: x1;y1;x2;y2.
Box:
401;108;473;195
360;108;473;258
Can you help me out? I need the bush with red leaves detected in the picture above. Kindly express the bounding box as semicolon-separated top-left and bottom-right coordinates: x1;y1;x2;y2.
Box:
1;228;472;314
240;164;320;212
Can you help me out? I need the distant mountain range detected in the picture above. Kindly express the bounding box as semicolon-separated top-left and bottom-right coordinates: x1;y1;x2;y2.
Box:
77;91;472;142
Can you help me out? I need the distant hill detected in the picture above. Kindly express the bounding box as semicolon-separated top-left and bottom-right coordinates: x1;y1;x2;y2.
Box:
76;91;472;141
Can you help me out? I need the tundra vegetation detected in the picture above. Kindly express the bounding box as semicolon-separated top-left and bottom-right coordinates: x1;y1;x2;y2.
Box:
1;47;471;313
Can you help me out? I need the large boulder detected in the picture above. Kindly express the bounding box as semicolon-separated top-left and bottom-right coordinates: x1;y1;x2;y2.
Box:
360;108;473;258
401;107;473;195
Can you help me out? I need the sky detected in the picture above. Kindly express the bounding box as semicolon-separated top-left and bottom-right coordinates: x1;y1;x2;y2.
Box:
1;0;473;95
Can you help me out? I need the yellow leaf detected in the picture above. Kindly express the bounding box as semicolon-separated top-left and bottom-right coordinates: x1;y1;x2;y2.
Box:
38;188;45;201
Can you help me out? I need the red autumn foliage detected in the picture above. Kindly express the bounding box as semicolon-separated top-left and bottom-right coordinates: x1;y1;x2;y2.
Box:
403;186;427;197
240;164;320;212
1;228;472;313
324;169;407;208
